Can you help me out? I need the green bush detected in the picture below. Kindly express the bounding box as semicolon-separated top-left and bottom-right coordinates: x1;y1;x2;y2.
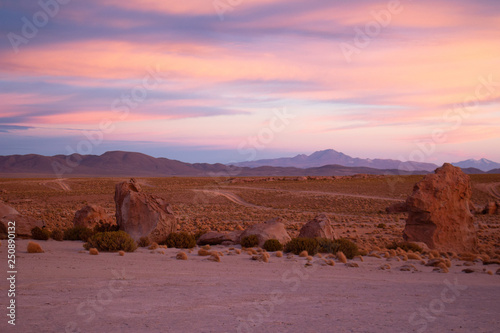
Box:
51;229;64;241
263;239;283;252
93;221;119;233
161;232;196;249
240;234;259;248
285;238;319;255
327;238;359;259
64;226;94;242
387;241;423;253
83;231;137;252
137;236;151;247
31;226;50;240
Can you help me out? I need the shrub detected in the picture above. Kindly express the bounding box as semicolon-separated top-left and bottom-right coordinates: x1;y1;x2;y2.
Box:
89;248;99;255
51;229;64;241
118;250;125;256
93;221;119;233
176;251;188;260
27;241;44;253
316;238;358;259
161;232;196;249
263;239;283;252
83;231;137;252
64;226;94;242
376;223;387;229
137;236;151;247
240;235;259;248
31;226;50;240
387;241;423;253
285;238;319;255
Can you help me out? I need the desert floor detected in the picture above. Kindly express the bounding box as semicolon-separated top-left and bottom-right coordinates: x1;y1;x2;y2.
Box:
0;175;499;332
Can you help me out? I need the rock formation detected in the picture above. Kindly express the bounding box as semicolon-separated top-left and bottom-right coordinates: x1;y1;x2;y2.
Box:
114;179;176;243
238;217;291;247
298;214;338;240
197;231;242;246
403;163;477;252
73;204;113;228
482;201;499;215
0;201;45;237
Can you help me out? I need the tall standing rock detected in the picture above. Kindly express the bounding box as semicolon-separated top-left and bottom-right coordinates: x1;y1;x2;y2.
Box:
115;179;176;243
403;164;477;252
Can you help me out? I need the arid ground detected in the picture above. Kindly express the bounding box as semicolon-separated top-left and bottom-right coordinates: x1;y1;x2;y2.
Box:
1;174;499;332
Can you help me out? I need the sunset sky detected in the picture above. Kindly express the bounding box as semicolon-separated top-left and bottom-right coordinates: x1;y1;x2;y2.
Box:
1;0;499;164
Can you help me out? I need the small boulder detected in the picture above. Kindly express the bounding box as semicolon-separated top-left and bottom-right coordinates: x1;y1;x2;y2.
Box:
298;214;338;240
238;217;291;247
73;204;113;229
197;231;242;246
482;202;499;215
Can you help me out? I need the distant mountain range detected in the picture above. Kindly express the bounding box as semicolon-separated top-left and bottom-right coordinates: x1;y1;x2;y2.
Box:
235;149;439;171
0;150;498;177
452;158;500;172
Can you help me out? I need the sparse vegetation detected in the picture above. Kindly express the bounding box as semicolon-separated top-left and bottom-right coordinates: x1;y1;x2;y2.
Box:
285;238;319;255
93;221;119;233
387;241;423;253
64;226;94;242
161;232;196;249
138;236;151;248
240;235;259;248
31;226;50;240
89;248;99;255
263;239;283;252
83;231;137;252
51;229;64;241
176;251;188;260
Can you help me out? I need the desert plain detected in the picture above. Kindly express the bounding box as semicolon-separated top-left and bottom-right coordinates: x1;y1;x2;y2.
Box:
1;174;499;332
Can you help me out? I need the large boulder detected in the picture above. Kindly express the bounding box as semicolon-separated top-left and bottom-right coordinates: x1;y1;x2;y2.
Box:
73;204;113;229
403;164;478;252
298;214;338;240
0;201;45;237
115;179;176;243
238;217;291;247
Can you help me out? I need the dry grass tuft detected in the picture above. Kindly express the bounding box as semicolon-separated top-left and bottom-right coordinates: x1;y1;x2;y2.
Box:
337;251;347;263
379;264;391;270
235;249;241;254
407;253;421;260
27;241;44;253
202;245;211;250
208;252;221;262
176;251;188;260
118;250;125;256
148;242;159;250
198;248;211;256
326;259;335;266
299;250;308;257
306;256;313;261
276;251;283;258
89;248;99;255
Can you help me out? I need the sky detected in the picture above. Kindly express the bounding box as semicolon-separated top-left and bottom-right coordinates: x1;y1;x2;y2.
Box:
0;0;499;164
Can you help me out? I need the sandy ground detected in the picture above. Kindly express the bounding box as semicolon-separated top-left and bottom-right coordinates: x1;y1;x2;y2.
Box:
1;240;499;333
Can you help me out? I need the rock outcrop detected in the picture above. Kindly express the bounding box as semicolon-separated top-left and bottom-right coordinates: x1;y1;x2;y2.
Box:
114;179;176;243
298;214;338;240
197;231;242;246
238;217;291;247
0;201;45;237
403;163;477;252
73;205;113;228
385;201;408;214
